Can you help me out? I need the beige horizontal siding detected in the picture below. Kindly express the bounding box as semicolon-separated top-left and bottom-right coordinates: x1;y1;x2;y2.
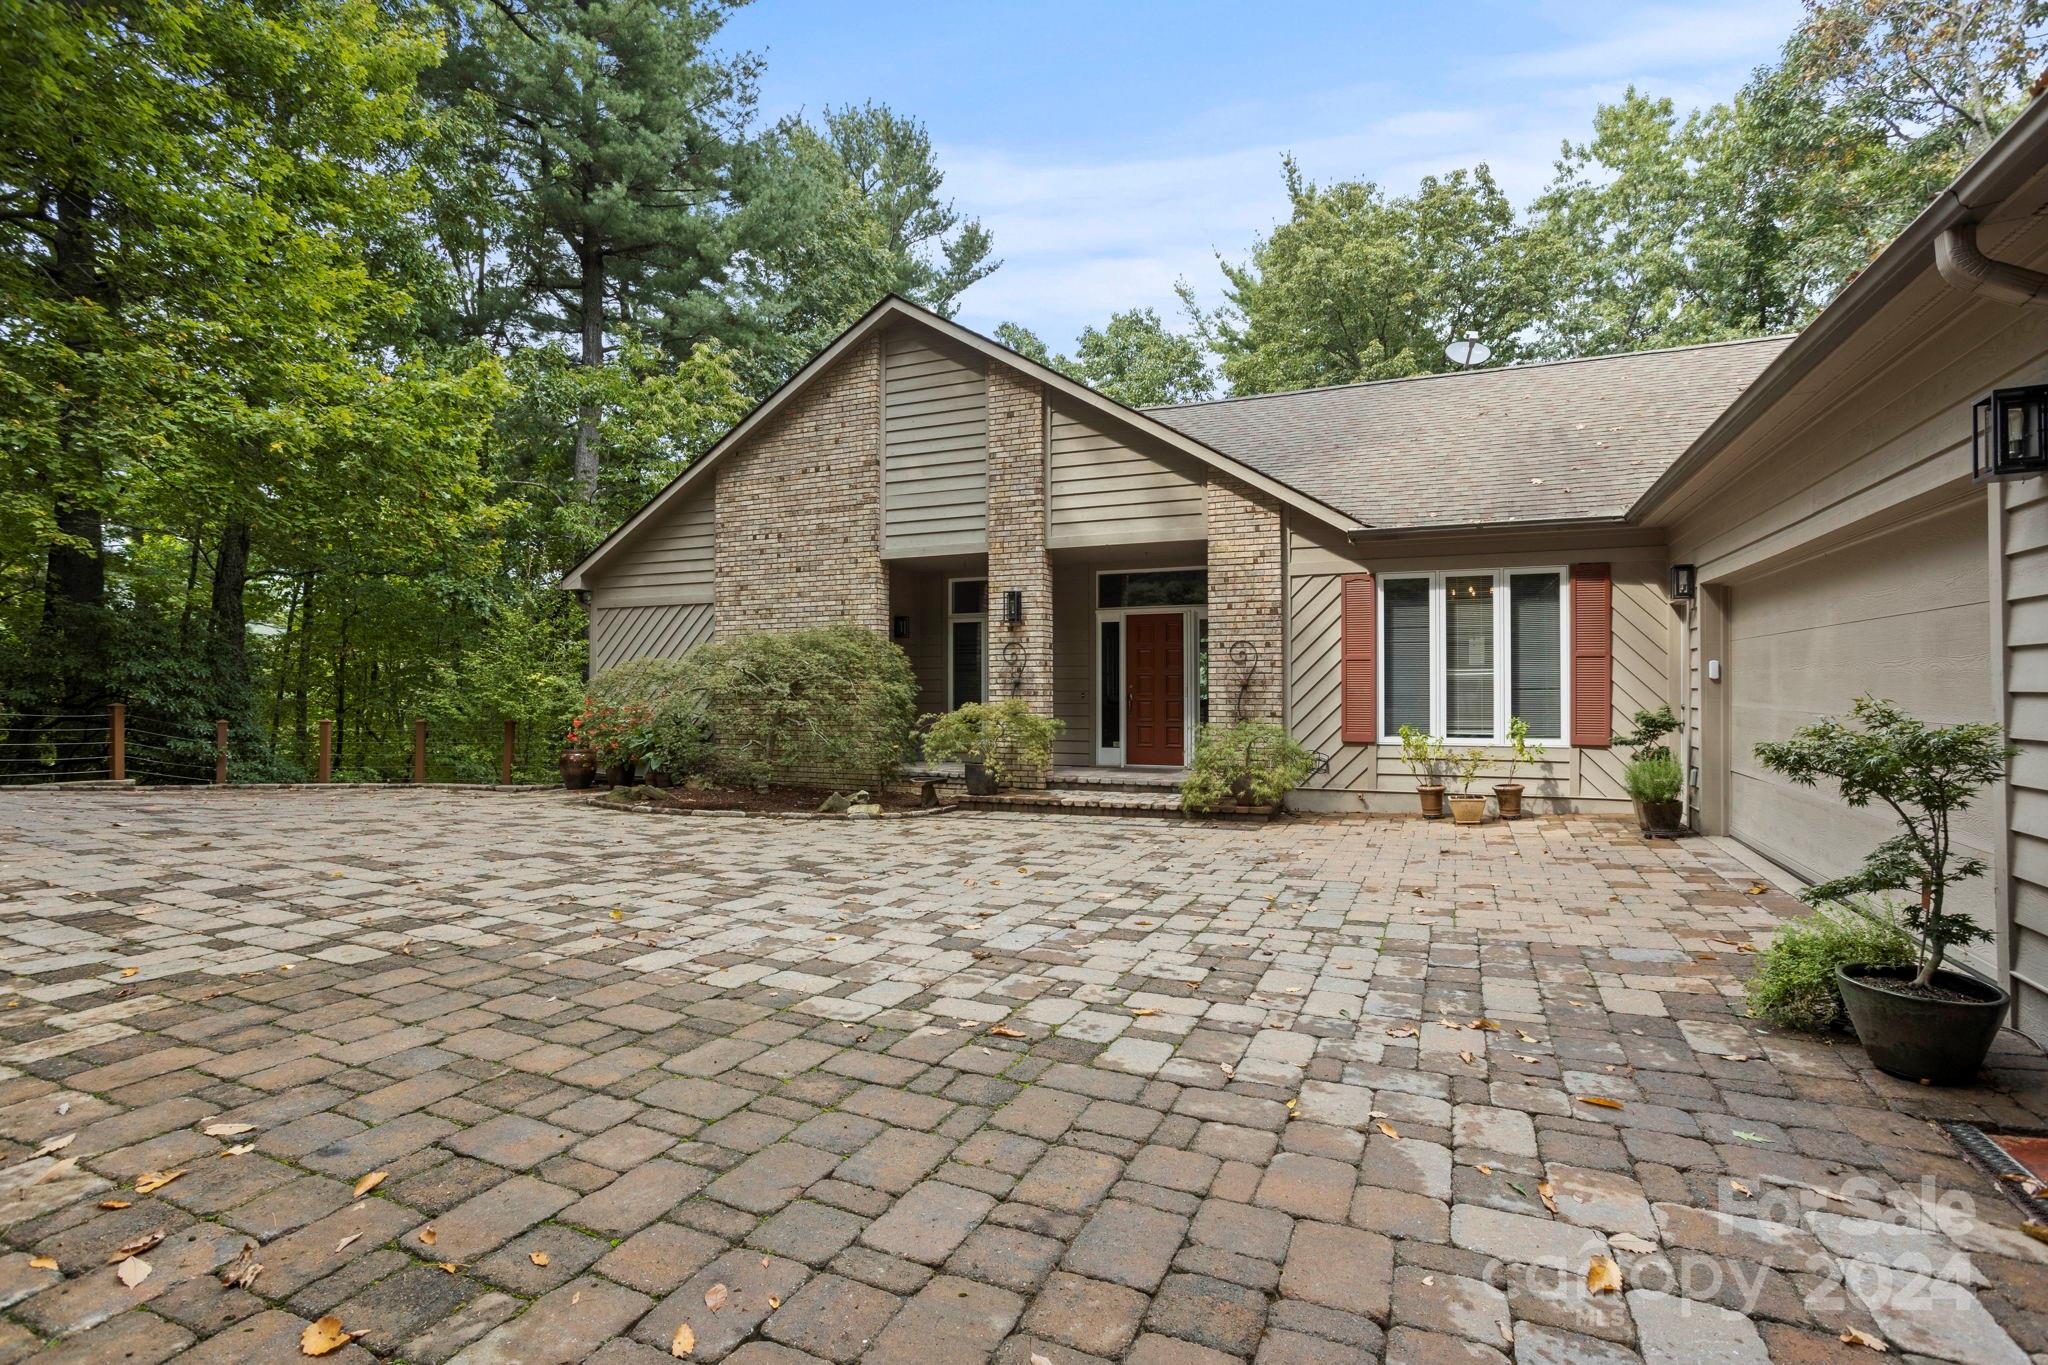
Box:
883;330;987;556
1049;404;1205;549
592;486;713;599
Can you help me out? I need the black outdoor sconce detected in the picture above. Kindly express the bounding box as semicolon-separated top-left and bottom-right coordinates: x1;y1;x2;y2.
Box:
1974;385;2048;482
1002;589;1024;625
1668;564;1696;600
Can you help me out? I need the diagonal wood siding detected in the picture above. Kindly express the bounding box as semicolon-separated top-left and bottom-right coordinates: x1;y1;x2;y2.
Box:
590;602;715;675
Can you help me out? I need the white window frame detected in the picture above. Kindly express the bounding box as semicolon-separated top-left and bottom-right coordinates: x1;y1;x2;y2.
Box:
945;577;987;712
1376;567;1571;746
1091;567;1208;768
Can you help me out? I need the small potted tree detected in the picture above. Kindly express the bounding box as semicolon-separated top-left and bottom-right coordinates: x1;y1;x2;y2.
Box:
1613;705;1683;836
921;701;1062;794
1180;720;1316;813
1397;725;1449;818
1495;716;1544;819
1755;698;2011;1085
560;704;597;789
1446;747;1489;825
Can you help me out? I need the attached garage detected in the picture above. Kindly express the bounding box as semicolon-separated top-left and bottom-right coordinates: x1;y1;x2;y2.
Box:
1720;499;1998;964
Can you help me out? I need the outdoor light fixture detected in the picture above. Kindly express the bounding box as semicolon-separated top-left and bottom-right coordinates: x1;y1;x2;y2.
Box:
1669;564;1696;600
890;614;910;640
1003;589;1023;625
1973;385;2048;481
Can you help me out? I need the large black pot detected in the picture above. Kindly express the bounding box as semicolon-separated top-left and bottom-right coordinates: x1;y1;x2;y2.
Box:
1632;797;1685;838
963;760;996;797
1836;963;2009;1086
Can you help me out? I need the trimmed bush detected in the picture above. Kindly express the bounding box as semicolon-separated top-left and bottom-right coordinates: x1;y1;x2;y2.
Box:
1623;749;1682;802
1181;720;1315;812
1745;902;1916;1032
920;700;1062;787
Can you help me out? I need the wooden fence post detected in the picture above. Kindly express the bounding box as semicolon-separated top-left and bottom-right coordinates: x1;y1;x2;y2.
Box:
501;720;515;786
412;718;426;784
109;704;124;782
214;720;228;785
316;720;332;783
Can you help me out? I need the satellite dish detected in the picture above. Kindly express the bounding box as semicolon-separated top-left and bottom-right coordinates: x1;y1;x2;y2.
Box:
1444;331;1492;368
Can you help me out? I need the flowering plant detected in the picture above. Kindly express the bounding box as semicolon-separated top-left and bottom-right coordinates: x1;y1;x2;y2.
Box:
566;698;650;768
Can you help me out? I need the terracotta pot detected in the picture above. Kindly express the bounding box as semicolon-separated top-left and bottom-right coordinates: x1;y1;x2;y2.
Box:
1417;784;1447;819
558;749;594;790
1493;783;1524;819
1448;793;1488;826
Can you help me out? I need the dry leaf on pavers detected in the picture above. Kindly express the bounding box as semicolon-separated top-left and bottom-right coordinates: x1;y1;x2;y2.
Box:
1386;1026;1418;1038
1469;1018;1500;1031
1576;1097;1624;1111
352;1171;387;1198
220;1144;253;1157
420;1227;437;1246
202;1122;255;1138
1130;1007;1157;1016
1516;1029;1538;1042
28;1256;56;1271
118;968;138;978
1745;884;1768;895
1731;1180;1753;1197
1515;1054;1541;1064
434;1262;459;1273
1538;1182;1557;1214
1476;1165;1492;1175
334;1234;360;1253
33;1158;79;1185
115;1256;151;1288
1731;1130;1770;1143
34;1132;74;1157
704;1283;729;1311
987;1026;1027;1039
1609;1234;1659;1254
1031;1355;1053;1365
107;1231;163;1262
97;1200;129;1210
301;1316;354;1356
134;1170;185;1194
1841;1327;1889;1351
767;1296;780;1309
1459;1051;1475;1065
670;1323;695;1357
529;1252;549;1267
220;1242;261;1290
1585;1256;1622;1295
1376;1122;1400;1140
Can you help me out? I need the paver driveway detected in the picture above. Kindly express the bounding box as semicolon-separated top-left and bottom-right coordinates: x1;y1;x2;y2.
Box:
2;790;2048;1364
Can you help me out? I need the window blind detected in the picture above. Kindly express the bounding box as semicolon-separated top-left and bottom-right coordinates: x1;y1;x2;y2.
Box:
1382;578;1430;734
1510;573;1562;737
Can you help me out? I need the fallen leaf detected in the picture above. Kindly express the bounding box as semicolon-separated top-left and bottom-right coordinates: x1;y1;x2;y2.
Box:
529;1251;549;1267
671;1322;695;1357
1030;1355;1053;1365
334;1234;360;1253
1538;1181;1557;1214
1576;1096;1624;1111
1129;1007;1157;1017
434;1262;459;1273
767;1295;780;1308
1840;1326;1889;1352
134;1169;184;1194
107;1230;164;1262
1731;1130;1770;1143
610;910;625;920
1386;1026;1419;1038
301;1315;354;1356
1515;1054;1541;1064
420;1227;437;1246
1375;1121;1400;1140
220;1241;262;1289
1585;1255;1622;1295
352;1171;387;1198
1609;1233;1659;1254
119;967;138;978
1459;1050;1476;1064
34;1132;75;1157
987;1025;1027;1039
1476;1164;1492;1175
1745;884;1767;896
704;1282;729;1311
203;1122;255;1138
1731;1180;1753;1197
97;1200;130;1211
1516;1030;1537;1043
1469;1018;1501;1031
28;1255;57;1271
115;1256;151;1288
221;1144;254;1157
32;1157;78;1185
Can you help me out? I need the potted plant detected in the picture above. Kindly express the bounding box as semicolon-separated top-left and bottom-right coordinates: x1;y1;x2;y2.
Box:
921;701;1062;794
1613;706;1683;836
1446;747;1489;825
1397;725;1449;818
1179;720;1316;813
1495;716;1544;819
560;705;597;789
1755;698;2012;1085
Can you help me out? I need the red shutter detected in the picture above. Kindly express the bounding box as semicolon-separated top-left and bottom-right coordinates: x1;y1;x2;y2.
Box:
1340;573;1376;744
1570;562;1612;748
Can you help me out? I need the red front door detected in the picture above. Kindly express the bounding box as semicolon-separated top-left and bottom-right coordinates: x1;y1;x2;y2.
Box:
1125;613;1185;766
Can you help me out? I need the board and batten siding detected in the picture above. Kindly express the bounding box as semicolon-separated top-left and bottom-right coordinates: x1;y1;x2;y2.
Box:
1284;526;1674;813
1048;404;1206;549
882;330;987;557
2001;478;2048;1035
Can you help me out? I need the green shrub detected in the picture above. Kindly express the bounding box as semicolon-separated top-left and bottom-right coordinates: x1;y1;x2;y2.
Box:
1623;749;1682;802
1180;720;1315;812
920;700;1062;786
1745;902;1916;1031
1613;705;1680;762
583;626;917;787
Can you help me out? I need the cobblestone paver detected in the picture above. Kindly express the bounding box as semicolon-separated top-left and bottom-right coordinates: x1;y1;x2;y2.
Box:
3;789;2048;1362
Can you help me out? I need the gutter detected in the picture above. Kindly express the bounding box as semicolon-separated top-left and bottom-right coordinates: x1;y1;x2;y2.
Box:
1345;515;1635;541
1935;221;2048;305
1628;97;2048;523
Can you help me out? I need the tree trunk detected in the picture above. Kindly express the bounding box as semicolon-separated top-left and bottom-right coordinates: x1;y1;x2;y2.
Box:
207;519;252;704
573;247;604;495
293;575;315;750
40;176;109;713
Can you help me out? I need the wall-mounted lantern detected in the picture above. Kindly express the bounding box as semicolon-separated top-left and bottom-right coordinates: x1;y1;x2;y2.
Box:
1668;564;1696;600
890;614;910;640
1974;385;2048;481
1002;589;1024;625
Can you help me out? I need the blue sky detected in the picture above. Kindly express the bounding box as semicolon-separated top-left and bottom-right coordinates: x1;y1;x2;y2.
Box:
722;1;1802;350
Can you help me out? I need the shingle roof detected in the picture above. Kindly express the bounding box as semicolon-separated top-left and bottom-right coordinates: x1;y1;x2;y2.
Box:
1146;335;1795;530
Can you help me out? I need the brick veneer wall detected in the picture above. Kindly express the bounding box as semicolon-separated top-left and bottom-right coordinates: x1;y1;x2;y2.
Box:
1207;474;1285;723
713;338;887;635
984;367;1054;784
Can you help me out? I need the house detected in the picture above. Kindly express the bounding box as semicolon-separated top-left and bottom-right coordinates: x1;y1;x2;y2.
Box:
564;96;2048;1033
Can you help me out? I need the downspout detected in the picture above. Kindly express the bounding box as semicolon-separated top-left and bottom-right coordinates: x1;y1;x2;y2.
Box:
1934;222;2048;306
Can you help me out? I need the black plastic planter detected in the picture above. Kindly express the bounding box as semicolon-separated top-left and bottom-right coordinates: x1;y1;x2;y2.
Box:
1836;963;2009;1086
962;760;996;796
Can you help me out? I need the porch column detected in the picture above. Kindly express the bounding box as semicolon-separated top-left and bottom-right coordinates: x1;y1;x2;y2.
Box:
986;368;1054;782
1206;473;1286;724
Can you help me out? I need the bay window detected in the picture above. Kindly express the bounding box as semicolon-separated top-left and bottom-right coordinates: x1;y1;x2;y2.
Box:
1378;569;1567;743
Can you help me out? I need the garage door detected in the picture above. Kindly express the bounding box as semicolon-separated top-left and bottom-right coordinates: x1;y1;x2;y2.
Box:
1724;499;1996;959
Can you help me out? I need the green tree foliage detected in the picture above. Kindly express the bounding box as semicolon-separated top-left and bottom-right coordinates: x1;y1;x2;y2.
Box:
994;310;1214;407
